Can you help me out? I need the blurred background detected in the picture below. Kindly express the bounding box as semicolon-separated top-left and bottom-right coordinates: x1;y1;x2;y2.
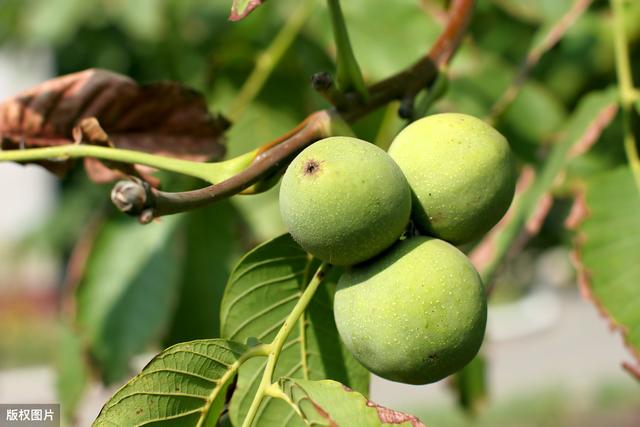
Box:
0;0;638;426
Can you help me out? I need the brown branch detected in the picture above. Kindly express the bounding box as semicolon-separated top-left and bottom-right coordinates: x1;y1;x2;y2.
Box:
113;0;476;222
310;72;353;110
141;111;333;221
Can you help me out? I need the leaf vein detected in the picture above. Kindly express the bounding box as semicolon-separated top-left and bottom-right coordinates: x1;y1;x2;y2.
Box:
229;292;302;339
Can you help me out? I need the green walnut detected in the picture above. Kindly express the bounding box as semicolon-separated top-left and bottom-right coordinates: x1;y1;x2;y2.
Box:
279;136;411;266
334;236;486;384
388;113;516;245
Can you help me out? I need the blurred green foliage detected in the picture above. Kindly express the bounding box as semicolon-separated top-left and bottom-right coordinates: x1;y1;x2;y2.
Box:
416;379;640;427
1;0;640;421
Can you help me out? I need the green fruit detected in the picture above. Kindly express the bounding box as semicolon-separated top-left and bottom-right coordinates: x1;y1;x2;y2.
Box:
279;136;411;266
388;113;517;244
334;236;486;384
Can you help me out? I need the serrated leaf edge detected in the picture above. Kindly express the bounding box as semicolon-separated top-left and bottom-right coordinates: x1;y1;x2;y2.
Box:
569;180;640;376
94;339;258;426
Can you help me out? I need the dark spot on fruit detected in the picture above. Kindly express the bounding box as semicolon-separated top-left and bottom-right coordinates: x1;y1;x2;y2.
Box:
304;159;321;175
427;353;438;361
430;211;445;224
136;408;144;415
316;270;325;280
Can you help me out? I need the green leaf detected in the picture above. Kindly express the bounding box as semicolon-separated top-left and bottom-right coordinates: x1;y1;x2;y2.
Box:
232;187;286;243
220;234;369;427
222;99;295;241
229;0;264;22
165;200;246;345
521;88;618;205
111;0;164;41
452;354;488;415
474;88;619;282
56;323;90;422
76;216;184;383
277;378;424;426
445;52;567;160
306;0;440;81
492;0;572;24
25;0;93;44
574;167;640;374
94;339;252;426
19;174;107;254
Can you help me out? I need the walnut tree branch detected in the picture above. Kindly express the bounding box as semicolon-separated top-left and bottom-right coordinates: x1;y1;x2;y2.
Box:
113;0;476;223
114;111;335;222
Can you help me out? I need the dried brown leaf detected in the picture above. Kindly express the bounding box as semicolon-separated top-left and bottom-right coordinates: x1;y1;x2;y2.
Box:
332;385;426;426
0;69;228;181
367;400;426;427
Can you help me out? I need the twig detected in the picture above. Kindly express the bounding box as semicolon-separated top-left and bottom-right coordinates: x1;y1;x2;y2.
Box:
488;0;593;124
310;71;351;109
114;0;476;222
116;110;335;222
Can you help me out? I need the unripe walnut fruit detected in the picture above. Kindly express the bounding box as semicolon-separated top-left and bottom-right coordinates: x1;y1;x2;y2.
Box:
334;236;486;385
279;136;411;266
388;113;517;245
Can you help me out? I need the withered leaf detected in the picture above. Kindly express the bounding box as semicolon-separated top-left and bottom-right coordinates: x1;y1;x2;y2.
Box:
0;68;229;182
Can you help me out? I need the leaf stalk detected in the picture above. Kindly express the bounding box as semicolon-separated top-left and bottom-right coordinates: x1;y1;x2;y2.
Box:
0;144;258;184
327;0;368;99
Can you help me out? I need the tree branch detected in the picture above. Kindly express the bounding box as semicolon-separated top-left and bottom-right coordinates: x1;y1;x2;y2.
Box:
114;0;476;223
119;111;336;222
